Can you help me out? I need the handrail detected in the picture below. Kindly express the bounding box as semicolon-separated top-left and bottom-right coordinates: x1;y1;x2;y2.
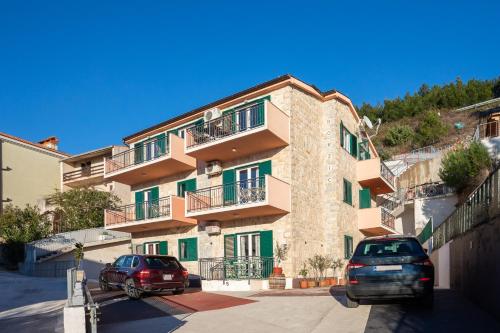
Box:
185;100;265;149
186;177;266;213
105;196;172;226
63;164;104;181
105;135;169;173
381;207;396;230
433;165;499;250
380;161;395;187
198;256;274;281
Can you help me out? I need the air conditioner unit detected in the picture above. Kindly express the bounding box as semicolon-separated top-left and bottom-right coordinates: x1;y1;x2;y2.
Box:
204;108;222;122
205;160;222;176
206;225;221;235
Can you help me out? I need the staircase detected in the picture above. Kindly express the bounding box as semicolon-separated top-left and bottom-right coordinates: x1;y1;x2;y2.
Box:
24;228;131;263
385;144;454;177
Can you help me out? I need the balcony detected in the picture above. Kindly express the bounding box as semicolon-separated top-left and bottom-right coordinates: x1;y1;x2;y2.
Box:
185;175;290;221
105;196;196;233
357;158;395;195
104;134;196;186
62;164;104;187
358;207;397;236
184;100;289;162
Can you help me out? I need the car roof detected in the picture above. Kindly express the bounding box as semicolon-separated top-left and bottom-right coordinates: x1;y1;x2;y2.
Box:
140;255;177;259
363;234;418;241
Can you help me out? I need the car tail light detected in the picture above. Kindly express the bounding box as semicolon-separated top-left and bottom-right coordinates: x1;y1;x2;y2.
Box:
346;260;367;271
348;279;359;285
182;269;189;279
413;258;433;267
137;270;151;278
419;277;431;281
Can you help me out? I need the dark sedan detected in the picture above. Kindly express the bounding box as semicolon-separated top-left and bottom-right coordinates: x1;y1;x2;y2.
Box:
99;254;189;299
345;235;434;308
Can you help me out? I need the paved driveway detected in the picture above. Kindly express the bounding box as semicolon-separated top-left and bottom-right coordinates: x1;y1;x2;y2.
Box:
95;287;500;333
0;270;66;333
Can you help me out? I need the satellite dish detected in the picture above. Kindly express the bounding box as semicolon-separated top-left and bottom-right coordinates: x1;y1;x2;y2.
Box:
363;116;374;129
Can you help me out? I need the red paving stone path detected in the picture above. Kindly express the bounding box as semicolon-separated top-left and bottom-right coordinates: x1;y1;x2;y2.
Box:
158;291;256;312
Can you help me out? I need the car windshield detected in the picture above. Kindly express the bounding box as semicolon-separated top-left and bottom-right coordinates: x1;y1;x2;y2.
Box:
354;238;425;257
144;257;180;269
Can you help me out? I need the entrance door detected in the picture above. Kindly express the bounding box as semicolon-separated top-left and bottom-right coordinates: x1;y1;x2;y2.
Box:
237;233;261;278
237;167;259;204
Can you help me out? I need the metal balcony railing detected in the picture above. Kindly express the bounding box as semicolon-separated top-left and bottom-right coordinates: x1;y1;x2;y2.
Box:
404;182;455;201
186;177;266;213
105;196;171;226
63;164;104;182
358;141;371;161
198;256;274;281
105;136;169;174
381;208;396;230
380;161;395;187
185;101;265;149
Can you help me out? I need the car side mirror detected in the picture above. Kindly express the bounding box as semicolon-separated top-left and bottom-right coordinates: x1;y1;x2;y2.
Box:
105;263;112;268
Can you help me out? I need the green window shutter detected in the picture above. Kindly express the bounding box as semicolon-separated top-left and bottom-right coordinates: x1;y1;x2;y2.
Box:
344;236;353;259
156;133;166;156
350;134;358;157
359;188;371;209
258;160;272;177
260;230;273;278
224;234;237;257
259;230;273;257
177;178;197;198
159;241;168;255
135;191;145;220
343;179;352;205
150;187;160;218
134;142;144;164
222;169;236;205
340;122;344;147
179;238;197;261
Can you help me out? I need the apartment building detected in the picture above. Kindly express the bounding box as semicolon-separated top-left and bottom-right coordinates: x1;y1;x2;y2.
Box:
0;133;69;213
60;146;130;204
102;75;396;281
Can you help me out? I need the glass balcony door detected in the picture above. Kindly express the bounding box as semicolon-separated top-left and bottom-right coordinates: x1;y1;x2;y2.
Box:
237;167;260;204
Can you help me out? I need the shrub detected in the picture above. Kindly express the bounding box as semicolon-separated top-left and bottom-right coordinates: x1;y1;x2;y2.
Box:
439;142;491;192
384;125;414;146
0;204;52;268
414;111;449;147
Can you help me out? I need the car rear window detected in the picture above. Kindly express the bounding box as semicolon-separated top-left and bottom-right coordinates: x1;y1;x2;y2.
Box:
354;238;425;257
144;257;180;270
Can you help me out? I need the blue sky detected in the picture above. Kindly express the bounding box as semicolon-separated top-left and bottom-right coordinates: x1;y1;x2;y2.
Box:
1;1;499;154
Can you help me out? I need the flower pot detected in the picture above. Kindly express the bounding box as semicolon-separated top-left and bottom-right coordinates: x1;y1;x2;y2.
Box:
299;279;309;289
330;278;337;286
273;267;283;276
269;275;286;289
319;279;329;287
337;278;345;286
307;279;316;288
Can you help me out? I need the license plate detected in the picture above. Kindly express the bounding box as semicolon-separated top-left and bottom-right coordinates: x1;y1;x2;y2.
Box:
374;265;402;271
163;274;173;281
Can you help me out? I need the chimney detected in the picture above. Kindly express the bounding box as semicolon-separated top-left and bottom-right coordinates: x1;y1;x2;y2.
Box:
38;136;59;150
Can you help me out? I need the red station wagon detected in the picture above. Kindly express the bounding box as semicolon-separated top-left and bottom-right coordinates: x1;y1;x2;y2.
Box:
99;254;189;299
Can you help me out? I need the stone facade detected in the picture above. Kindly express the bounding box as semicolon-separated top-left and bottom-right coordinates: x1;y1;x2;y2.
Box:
112;76;389;280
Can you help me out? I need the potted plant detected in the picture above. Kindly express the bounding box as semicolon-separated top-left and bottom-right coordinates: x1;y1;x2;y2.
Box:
74;242;84;269
99;231;110;241
318;255;333;287
332;259;344;285
273;241;289;276
307;256;320;287
298;263;309;289
269;242;289;289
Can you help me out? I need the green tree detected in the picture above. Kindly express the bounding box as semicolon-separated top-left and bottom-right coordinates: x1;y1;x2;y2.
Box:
439;142;491;192
414;111;449;147
384;125;414;146
0;205;52;267
49;188;121;231
493;80;500;98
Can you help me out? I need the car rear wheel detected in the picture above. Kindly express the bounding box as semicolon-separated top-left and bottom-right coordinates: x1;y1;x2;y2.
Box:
346;295;359;308
173;289;185;295
99;277;112;292
125;279;142;300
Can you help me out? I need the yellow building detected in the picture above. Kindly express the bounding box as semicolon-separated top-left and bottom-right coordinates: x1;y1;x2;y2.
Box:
0;133;69;213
